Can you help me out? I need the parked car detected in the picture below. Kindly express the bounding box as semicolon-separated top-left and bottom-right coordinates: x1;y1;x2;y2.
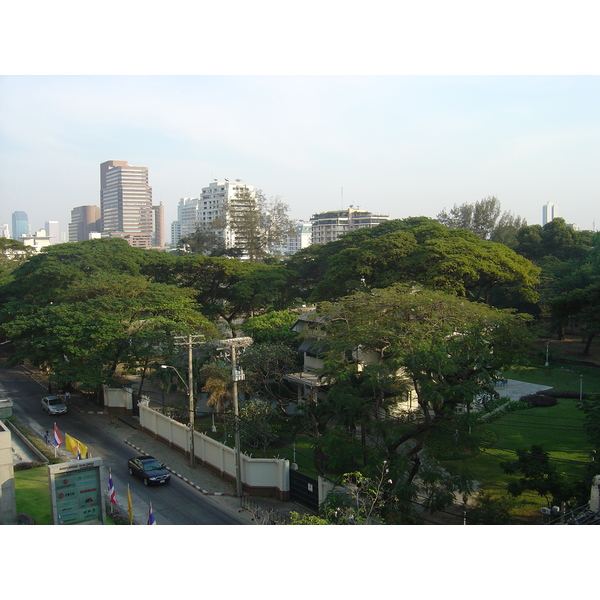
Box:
41;395;67;415
127;456;171;486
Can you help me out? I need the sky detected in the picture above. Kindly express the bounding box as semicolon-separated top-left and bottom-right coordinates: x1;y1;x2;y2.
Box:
2;75;598;244
1;3;599;245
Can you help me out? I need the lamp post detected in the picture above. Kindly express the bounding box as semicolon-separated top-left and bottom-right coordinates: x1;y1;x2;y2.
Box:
545;342;550;367
161;363;195;468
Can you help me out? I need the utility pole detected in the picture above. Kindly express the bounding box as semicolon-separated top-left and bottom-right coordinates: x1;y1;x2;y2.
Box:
211;337;253;503
173;334;205;468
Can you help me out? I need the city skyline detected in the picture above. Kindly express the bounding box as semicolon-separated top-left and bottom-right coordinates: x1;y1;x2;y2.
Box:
1;76;599;243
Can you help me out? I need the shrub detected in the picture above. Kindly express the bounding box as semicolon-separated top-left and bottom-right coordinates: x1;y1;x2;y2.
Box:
520;394;558;407
14;461;43;471
16;513;35;525
543;389;589;399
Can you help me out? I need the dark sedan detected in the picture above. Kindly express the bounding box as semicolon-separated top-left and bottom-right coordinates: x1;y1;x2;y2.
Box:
127;455;171;486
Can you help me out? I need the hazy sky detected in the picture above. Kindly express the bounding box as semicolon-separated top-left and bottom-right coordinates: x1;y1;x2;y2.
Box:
1;75;599;243
1;3;599;244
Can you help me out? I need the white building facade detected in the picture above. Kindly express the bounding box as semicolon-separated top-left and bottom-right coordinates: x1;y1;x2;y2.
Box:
310;207;389;245
172;180;258;256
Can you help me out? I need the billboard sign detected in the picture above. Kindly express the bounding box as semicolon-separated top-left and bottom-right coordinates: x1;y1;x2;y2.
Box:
48;457;106;525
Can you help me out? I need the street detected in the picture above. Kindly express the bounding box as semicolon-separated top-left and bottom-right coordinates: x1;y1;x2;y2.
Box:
1;358;245;525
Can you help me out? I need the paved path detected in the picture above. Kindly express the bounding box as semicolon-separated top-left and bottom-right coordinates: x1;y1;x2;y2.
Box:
494;378;552;400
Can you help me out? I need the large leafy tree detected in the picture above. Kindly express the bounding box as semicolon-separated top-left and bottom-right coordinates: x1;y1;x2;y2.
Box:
143;254;294;332
309;283;533;512
0;239;217;391
291;217;540;308
436;196;527;244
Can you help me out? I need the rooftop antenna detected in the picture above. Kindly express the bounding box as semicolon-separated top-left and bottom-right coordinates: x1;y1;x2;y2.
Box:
341;186;344;209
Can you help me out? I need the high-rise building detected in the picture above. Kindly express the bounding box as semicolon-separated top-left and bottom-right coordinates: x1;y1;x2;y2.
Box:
11;211;28;240
172;181;258;256
45;221;60;245
69;205;102;242
274;221;313;256
310;207;388;245
152;203;165;247
100;160;156;248
542;202;557;226
1;224;9;238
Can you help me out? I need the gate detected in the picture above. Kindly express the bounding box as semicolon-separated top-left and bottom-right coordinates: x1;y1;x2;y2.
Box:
289;469;320;512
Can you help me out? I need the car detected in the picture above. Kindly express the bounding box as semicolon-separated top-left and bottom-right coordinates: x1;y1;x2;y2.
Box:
127;455;171;486
41;395;67;415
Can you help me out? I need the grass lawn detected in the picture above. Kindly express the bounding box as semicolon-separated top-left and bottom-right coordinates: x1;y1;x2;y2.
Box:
14;466;53;525
451;373;596;522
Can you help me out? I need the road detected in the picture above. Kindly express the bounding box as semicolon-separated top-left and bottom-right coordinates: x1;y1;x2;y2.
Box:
0;358;244;525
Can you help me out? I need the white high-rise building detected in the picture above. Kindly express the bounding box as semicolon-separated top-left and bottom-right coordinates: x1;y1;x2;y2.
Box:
173;180;258;257
542;202;557;226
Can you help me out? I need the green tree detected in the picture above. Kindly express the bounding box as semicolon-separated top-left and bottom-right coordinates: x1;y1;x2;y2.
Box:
501;444;571;507
289;217;540;308
241;310;299;345
239;342;301;407
239;398;283;452
312;283;532;507
437;196;527;243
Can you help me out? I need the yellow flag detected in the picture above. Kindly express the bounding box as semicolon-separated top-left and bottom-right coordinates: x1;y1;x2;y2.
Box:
127;484;133;524
65;433;88;459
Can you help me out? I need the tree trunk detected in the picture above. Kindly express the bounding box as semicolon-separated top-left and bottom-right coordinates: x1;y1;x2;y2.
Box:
583;332;595;356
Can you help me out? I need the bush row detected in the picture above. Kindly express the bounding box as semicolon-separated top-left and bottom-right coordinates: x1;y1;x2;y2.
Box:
519;394;558;407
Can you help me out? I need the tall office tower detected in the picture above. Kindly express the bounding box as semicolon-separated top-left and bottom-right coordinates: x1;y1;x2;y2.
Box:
1;224;9;238
69;205;102;242
100;160;154;248
45;221;60;245
11;211;29;240
152;203;165;247
310;207;388;245
542;202;557;226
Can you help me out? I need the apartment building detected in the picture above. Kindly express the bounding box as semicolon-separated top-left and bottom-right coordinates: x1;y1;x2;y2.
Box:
310;207;388;245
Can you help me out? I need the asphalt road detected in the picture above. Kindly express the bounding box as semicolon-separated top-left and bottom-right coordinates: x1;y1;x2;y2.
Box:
1;358;244;525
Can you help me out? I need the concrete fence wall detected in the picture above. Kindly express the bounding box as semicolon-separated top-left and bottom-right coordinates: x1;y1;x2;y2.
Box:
138;400;290;500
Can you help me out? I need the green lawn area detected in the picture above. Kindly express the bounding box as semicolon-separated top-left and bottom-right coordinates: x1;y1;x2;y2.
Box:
450;363;599;522
14;466;53;525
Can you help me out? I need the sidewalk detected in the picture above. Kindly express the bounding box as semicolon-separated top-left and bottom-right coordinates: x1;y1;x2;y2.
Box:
77;400;306;525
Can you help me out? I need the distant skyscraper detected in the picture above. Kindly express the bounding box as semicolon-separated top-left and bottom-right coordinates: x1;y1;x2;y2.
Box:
542;202;557;226
1;224;9;238
69;205;102;242
45;221;59;245
100;160;155;248
152;203;165;247
11;211;28;240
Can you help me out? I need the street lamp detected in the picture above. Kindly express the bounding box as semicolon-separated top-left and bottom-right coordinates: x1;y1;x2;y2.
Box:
161;364;195;468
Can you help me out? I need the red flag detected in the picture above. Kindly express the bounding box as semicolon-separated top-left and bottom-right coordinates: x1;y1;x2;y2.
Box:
53;422;63;447
108;468;117;505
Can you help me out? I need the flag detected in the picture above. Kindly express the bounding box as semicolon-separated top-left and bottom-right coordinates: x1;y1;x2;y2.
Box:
147;503;156;525
53;423;63;447
108;468;117;506
65;433;88;459
127;484;133;524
